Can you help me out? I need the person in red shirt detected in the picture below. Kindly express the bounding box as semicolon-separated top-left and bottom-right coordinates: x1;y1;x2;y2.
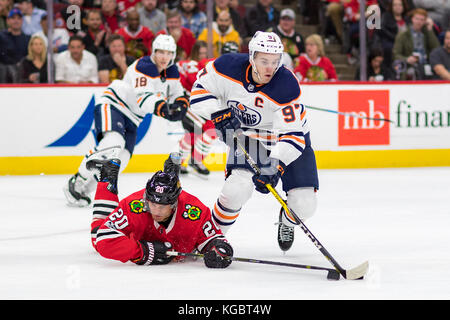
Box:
101;0;125;33
88;152;233;268
294;34;337;81
156;10;196;60
116;7;155;59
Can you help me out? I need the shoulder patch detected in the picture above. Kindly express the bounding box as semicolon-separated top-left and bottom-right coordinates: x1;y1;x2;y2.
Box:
261;67;301;105
182;204;202;221
213;53;249;83
135;56;159;77
129;199;145;214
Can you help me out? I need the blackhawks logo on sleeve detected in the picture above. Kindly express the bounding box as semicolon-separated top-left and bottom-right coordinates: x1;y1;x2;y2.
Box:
182;204;202;221
129;199;144;214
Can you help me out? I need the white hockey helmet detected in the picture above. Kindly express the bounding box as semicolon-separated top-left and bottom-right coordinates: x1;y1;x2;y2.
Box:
248;31;284;72
151;34;177;66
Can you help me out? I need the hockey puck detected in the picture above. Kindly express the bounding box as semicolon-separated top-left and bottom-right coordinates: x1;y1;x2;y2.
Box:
327;270;340;280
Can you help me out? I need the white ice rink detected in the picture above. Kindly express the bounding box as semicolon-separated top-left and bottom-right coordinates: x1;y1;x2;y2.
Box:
1;167;449;300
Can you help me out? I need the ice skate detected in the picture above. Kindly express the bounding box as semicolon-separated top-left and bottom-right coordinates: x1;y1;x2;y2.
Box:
277;206;295;252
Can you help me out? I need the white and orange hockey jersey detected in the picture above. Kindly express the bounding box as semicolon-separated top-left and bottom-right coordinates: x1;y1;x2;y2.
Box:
189;53;309;166
96;56;186;126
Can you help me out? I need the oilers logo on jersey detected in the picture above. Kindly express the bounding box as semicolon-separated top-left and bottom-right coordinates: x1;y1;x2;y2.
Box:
228;100;262;127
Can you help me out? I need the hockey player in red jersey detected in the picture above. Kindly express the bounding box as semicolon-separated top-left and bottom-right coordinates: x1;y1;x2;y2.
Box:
87;152;233;268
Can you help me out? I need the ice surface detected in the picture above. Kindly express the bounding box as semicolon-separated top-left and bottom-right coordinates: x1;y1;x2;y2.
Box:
1;167;449;300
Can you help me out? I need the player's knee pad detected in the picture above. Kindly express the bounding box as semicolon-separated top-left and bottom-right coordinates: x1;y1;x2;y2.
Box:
282;187;317;227
212;169;254;233
98;131;126;150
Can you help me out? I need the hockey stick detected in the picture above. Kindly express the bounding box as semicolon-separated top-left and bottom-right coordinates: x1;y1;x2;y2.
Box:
166;251;341;280
305;104;394;123
233;135;369;280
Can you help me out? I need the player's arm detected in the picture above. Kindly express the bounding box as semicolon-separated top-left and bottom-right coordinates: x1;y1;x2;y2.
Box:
189;61;223;120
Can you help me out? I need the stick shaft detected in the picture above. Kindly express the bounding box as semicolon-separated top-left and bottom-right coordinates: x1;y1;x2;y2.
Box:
305;104;394;123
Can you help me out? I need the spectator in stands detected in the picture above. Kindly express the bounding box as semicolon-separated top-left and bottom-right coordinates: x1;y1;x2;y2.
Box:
393;8;440;79
245;0;279;37
156;10;196;60
354;47;394;81
325;0;344;43
197;10;241;58
98;34;135;83
55;35;99;83
0;0;13;31
101;0;125;33
138;0;166;35
269;8;304;67
177;40;208;93
377;0;410;69
179;0;207;38
214;0;246;37
117;8;155;59
430;28;450;80
82;10;108;57
294;34;337;82
116;0;140;16
229;0;246;21
16;0;46;36
34;13;70;55
412;0;450;33
0;8;30;83
56;0;88;33
17;34;47;83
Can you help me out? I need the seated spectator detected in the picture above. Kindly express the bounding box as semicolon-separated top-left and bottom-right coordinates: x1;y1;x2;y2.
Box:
98;34;135;83
0;8;30;83
117;8;155;59
177;40;208;93
116;0;140;16
412;0;450;33
179;0;207;38
393;8;440;79
17;34;47;83
354;47;394;81
17;0;46;36
377;0;410;69
268;8;304;67
156;10;196;60
55;0;88;33
294;34;337;82
430;28;450;80
101;0;125;33
245;0;279;37
0;0;13;31
55;35;99;83
197;10;241;58
214;0;246;37
33;13;70;55
229;0;246;20
81;10;108;57
138;0;166;35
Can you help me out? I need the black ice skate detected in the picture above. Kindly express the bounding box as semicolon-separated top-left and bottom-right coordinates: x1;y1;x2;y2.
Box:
86;157;121;194
277;206;295;252
63;173;92;207
188;159;210;178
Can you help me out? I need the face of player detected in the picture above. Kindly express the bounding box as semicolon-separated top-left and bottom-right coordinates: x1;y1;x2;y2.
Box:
147;201;174;222
154;49;174;71
251;52;281;84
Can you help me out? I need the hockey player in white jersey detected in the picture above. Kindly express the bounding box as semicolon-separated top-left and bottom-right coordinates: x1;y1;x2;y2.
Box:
63;34;189;207
188;31;319;252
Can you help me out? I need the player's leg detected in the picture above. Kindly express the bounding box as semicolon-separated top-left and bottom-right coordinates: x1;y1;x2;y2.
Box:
212;168;254;234
278;134;319;251
189;120;217;178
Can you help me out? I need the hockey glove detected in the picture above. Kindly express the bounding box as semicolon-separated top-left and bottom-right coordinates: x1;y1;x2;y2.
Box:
211;108;241;142
202;238;233;268
252;159;286;194
154;98;188;122
133;241;174;266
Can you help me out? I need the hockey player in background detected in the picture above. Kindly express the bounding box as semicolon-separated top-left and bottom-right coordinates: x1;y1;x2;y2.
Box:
188;31;319;252
63;34;189;207
87;152;233;268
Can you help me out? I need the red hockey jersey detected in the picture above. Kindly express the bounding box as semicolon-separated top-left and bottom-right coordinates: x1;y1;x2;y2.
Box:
91;182;224;263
